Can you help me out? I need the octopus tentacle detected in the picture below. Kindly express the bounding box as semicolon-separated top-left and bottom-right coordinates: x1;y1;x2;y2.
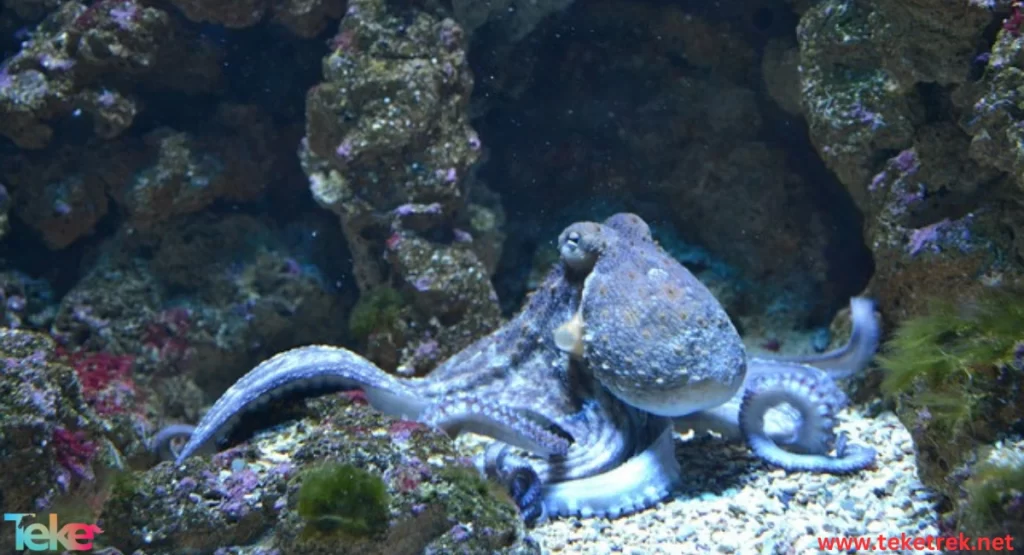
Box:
519;392;648;484
738;367;876;473
149;423;198;461
480;443;546;526
764;297;880;379
539;417;680;520
421;396;573;457
164;345;427;464
671;359;845;443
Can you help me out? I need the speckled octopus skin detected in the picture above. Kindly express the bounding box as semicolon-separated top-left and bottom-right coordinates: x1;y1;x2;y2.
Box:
155;213;879;524
557;214;746;417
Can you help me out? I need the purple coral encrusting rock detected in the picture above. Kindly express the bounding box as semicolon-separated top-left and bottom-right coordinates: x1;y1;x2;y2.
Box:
0;0;223;150
956;14;1024;212
49;213;349;421
861;123;1019;323
0;142;113;249
0;270;57;330
302;0;482;291
794;0;1024;324
102;395;539;554
113;106;279;231
796;0;994;205
0;329;126;549
100;448;289;550
301;0;503;374
385;231;502;375
3;103;283;248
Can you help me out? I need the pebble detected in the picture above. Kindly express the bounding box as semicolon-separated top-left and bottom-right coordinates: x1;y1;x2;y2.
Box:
676;525;696;540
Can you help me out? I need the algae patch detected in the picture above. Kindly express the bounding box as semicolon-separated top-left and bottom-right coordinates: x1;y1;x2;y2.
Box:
878;287;1024;437
296;462;391;538
348;286;404;340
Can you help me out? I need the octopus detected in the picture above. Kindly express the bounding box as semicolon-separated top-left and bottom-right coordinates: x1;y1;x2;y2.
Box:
154;213;879;525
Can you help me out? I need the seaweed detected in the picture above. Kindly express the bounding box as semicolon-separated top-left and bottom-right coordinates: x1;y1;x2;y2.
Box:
347;286;404;340
880;287;1024;393
960;446;1024;539
878;286;1024;437
295;463;391;538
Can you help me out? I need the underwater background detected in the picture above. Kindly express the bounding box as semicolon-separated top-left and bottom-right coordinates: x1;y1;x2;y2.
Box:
0;0;1022;552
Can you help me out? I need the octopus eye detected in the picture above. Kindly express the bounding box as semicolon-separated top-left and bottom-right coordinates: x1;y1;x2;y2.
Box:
560;229;597;273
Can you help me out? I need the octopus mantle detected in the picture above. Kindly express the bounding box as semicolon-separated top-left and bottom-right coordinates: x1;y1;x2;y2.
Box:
155;213;879;524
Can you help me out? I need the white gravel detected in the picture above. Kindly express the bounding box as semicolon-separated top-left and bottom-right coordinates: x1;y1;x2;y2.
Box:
463;406;942;555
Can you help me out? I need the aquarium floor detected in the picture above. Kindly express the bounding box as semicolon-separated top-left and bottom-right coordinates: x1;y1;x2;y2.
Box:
459;406;942;554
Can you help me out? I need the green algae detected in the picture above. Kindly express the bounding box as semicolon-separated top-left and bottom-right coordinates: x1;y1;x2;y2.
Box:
960;446;1024;538
296;463;390;538
879;287;1024;392
348;286;404;340
877;285;1024;541
878;286;1024;437
431;464;519;529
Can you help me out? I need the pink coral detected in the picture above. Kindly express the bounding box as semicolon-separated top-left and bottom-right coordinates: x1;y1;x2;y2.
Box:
51;427;97;483
61;349;138;416
143;307;193;364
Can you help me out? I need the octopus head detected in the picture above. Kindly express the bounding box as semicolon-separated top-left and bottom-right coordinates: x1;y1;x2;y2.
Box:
558;222;614;274
557;216;747;418
601;213;653;243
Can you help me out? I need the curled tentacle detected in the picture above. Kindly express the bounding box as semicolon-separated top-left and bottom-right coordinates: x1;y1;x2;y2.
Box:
764;297;880;379
540;417;680;520
149;424;198;462
738;366;876;473
170;345;427;464
672;359;850;443
422;396;573;457
679;297;881;451
478;415;679;523
480;442;546;526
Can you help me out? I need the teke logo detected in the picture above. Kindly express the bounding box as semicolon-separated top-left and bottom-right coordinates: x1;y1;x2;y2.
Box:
3;513;103;552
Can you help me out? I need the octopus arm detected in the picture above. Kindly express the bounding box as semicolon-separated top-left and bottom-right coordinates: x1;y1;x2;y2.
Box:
157;345;427;463
671;400;744;440
421;396;573;456
479;442;549;526
764;297;880;379
671;361;839;442
538;418;680;520
738;363;876;473
149;423;202;461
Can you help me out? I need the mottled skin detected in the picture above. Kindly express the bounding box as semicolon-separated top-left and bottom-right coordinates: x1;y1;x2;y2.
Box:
155;214;878;524
557;215;746;417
